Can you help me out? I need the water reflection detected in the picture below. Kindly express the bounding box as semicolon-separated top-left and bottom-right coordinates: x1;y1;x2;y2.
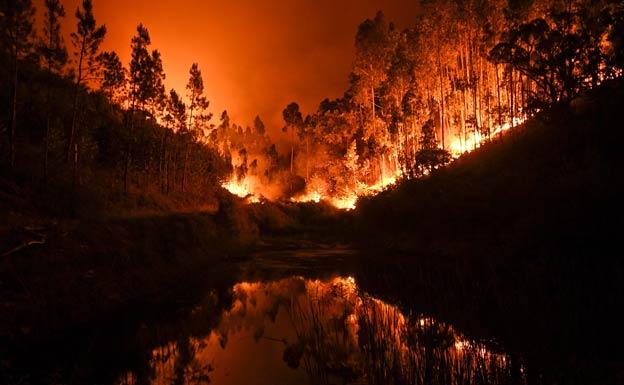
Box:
117;276;524;385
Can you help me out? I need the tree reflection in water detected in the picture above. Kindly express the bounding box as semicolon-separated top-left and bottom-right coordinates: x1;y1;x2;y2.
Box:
117;276;525;385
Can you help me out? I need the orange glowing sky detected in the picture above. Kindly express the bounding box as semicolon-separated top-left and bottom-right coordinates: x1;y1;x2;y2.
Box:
35;0;420;135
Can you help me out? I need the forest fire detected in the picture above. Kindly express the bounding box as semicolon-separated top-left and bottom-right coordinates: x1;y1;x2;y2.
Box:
449;115;528;158
221;175;262;203
1;0;622;382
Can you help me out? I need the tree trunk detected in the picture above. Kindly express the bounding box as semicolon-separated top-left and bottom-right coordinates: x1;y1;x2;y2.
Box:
72;142;79;189
437;46;446;150
160;132;167;193
495;63;503;136
470;37;479;150
43;94;51;184
290;128;295;174
461;49;468;152
510;67;515;129
124;109;135;195
182;143;190;193
380;153;385;186
67;41;85;163
9;54;19;170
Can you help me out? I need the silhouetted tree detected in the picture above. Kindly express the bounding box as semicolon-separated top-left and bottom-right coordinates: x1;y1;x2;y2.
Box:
98;51;126;105
0;0;35;169
282;102;303;174
39;0;67;182
414;119;451;176
125;24;165;192
186;63;211;138
253;115;265;136
67;0;106;188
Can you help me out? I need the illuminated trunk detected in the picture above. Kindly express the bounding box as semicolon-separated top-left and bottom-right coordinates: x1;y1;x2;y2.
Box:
495;63;503;136
188;93;195;131
461;51;468;151
509;67;515;129
305;137;309;182
370;65;376;125
380;153;385;185
471;48;478;149
403;123;409;176
520;73;525;117
437;44;446;150
485;65;492;140
290;128;294;174
411;119;417;175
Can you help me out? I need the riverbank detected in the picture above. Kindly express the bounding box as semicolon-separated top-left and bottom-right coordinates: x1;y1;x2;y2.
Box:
0;180;350;343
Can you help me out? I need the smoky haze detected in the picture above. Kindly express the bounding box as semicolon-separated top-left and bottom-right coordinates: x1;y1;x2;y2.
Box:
35;0;420;137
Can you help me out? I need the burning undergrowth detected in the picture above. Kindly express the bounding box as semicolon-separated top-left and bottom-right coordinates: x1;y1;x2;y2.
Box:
220;114;527;211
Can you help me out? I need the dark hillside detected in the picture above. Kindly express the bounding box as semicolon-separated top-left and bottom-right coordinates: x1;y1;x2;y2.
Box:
356;79;624;258
353;80;624;384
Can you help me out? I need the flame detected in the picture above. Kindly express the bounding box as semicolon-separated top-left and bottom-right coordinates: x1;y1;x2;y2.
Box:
291;162;401;210
450;116;528;158
292;191;357;210
222;175;261;203
291;189;322;204
222;176;251;198
225;116;526;210
330;196;358;211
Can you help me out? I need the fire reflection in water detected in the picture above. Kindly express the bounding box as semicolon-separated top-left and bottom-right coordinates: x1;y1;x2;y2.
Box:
117;276;525;385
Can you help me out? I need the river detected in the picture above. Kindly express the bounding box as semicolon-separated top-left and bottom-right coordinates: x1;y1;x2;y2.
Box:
1;248;531;385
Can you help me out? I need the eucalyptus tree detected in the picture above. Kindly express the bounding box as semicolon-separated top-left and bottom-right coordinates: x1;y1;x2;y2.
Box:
0;0;35;169
351;12;396;133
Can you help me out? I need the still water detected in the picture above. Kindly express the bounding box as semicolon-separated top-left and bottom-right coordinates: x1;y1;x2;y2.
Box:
113;275;524;385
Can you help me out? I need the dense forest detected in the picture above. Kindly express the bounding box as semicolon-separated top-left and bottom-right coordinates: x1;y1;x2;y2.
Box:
1;0;623;214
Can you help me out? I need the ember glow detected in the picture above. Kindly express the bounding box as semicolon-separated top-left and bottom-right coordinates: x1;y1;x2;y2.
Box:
222;110;525;210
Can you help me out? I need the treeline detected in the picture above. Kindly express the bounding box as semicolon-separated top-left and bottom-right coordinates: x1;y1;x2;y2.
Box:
2;0;623;210
0;0;231;213
274;0;624;200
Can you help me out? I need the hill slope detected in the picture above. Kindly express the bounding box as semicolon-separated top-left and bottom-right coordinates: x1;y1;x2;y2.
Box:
351;79;624;384
356;79;623;259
